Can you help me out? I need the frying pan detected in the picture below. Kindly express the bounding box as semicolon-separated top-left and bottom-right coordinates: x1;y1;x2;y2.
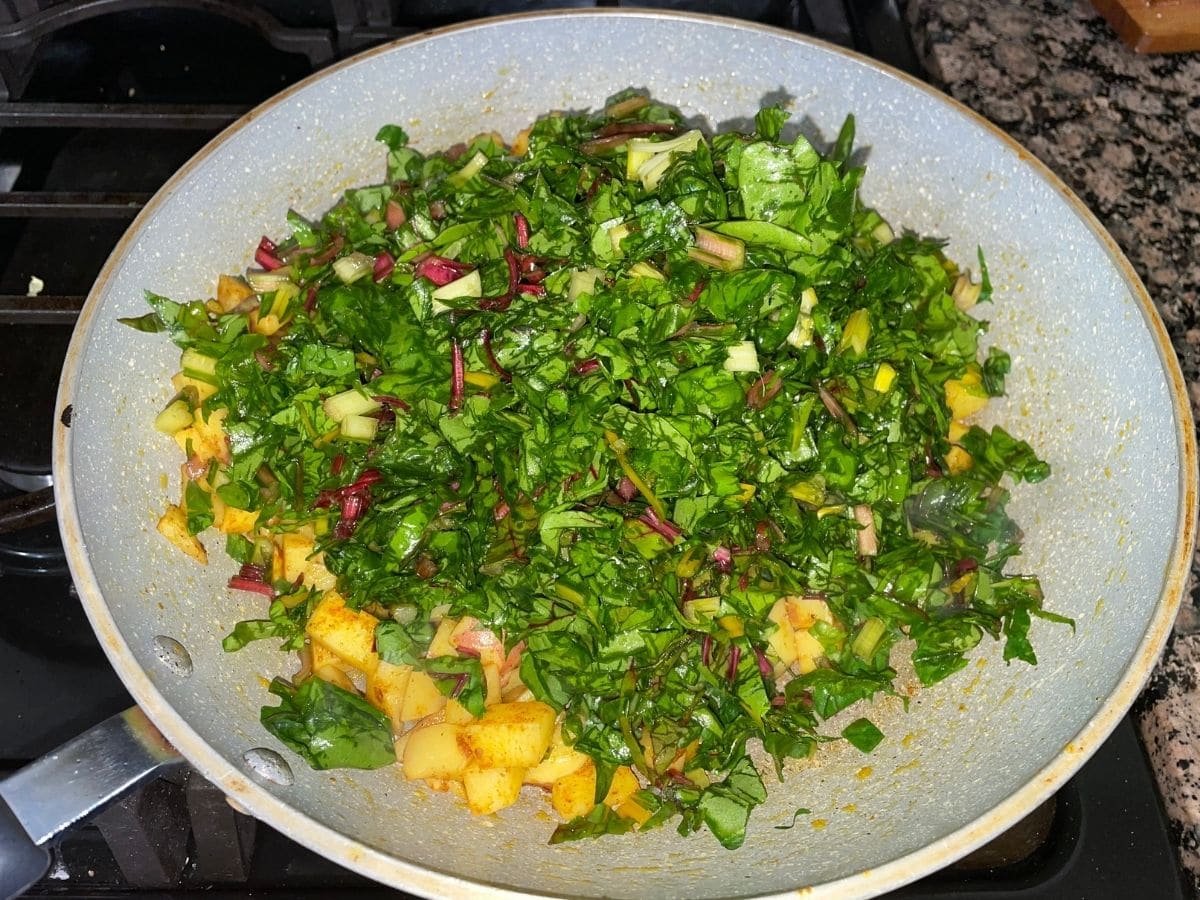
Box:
1;10;1194;899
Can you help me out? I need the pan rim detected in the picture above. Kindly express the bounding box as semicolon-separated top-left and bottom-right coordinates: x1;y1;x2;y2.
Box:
52;8;1198;899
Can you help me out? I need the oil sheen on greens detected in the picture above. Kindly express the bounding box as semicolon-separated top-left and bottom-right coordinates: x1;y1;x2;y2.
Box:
131;91;1067;851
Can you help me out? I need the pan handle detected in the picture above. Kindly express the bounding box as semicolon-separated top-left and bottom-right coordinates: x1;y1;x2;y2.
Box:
0;707;183;899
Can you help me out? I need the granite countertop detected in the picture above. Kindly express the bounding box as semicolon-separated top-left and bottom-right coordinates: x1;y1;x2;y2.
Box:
905;0;1200;890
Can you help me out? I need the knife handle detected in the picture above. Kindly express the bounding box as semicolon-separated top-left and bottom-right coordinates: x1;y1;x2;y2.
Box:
0;707;184;899
0;794;48;900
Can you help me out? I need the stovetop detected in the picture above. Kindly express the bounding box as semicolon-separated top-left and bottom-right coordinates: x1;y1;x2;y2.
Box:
0;1;1187;897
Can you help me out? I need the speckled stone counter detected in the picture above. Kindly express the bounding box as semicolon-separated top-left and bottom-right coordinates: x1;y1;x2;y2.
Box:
905;0;1200;889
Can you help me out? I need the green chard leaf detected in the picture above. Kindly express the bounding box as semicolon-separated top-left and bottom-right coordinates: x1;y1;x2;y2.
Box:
260;676;395;770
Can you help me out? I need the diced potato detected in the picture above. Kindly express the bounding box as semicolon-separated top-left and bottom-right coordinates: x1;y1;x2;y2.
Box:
616;797;654;826
314;665;356;693
945;419;974;475
525;727;590;786
302;553;338;592
463;764;525;816
767;599;798;666
305;592;380;673
795;629;825;674
156;504;207;564
463;701;556;769
945;445;974;475
172;407;230;464
219;506;259;535
604;766;640;809
785;596;834;631
551;761;597;820
766;624;797;667
510;126;532;156
944;369;988;421
171;371;217;403
443;699;475;725
365;659;412;731
281;532;314;583
311;641;353;674
216;273;255;312
400;669;446;722
549;762;639;820
402;723;473;780
426;617;460;659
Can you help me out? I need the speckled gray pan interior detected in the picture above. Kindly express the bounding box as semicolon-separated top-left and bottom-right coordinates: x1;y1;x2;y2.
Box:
53;11;1196;900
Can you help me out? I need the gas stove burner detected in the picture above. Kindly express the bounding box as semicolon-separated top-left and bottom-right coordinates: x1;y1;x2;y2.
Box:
0;465;52;492
0;516;67;576
0;480;65;575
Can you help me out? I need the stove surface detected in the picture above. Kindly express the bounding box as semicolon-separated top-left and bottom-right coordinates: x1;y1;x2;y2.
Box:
0;2;1185;898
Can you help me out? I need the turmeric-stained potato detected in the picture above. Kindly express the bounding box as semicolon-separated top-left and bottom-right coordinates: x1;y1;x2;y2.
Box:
463;764;525;816
524;726;590;786
443;699;475;725
218;506;258;535
794;629;826;674
156;504;207;564
551;761;597;820
305;592;380;673
402;723;472;780
280;532;315;583
604;766;640;809
785;595;833;631
365;659;412;731
215;273;255;312
399;669;446;722
172;407;229;464
463;701;556;769
616;797;654;826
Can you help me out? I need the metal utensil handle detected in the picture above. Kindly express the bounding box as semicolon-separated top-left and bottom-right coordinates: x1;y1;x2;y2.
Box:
0;707;183;899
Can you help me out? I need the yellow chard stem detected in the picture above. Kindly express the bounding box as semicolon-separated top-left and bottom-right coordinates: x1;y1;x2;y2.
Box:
604;430;666;520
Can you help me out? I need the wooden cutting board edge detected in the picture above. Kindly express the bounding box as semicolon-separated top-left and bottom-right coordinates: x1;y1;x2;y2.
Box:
1091;0;1200;53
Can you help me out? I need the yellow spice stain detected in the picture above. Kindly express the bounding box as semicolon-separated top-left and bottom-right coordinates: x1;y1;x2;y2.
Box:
901;733;915;749
811;819;827;830
841;803;857;813
1104;466;1113;479
159;473;168;489
893;758;920;774
856;766;873;780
